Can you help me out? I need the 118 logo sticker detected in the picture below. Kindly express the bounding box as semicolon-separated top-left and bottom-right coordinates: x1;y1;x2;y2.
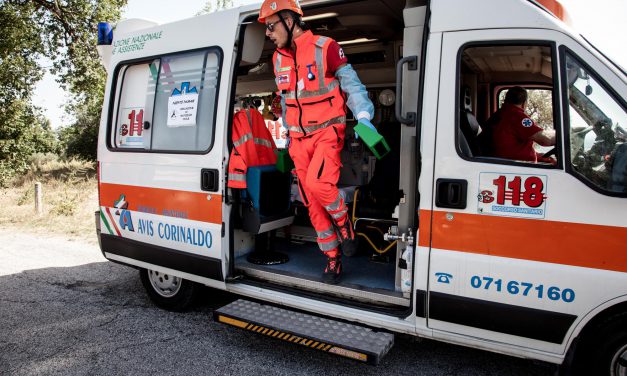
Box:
477;172;547;219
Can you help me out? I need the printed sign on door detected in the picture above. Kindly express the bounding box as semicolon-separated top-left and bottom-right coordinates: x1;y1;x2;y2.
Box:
477;172;548;219
167;82;199;127
118;108;145;147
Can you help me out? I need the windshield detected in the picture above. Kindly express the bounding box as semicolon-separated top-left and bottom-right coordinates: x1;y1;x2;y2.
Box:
565;53;627;193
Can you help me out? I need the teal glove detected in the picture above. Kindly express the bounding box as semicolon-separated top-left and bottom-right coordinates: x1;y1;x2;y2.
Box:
336;64;374;121
355;118;377;140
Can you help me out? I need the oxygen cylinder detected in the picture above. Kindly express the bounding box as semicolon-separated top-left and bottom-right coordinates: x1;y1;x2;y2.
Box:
400;245;413;294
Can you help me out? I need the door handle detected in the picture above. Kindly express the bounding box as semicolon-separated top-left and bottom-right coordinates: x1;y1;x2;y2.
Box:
395;55;418;126
201;169;219;192
435;179;468;209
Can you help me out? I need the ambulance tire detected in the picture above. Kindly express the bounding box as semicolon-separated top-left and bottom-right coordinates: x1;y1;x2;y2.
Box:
139;268;198;312
570;311;627;376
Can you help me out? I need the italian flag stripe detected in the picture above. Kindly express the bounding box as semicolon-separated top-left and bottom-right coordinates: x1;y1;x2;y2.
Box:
104;207;122;236
100;209;114;235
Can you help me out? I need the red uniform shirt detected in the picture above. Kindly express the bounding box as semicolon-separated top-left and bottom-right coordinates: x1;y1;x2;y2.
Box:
325;41;348;77
491;103;544;162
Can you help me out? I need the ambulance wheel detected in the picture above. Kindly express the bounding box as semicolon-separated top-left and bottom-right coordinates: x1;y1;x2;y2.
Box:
570;311;627;376
139;268;198;311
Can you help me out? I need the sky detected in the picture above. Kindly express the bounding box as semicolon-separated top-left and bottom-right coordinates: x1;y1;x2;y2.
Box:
32;0;627;130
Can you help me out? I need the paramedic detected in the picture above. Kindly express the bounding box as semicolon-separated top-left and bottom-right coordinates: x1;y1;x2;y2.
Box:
490;86;556;163
259;0;377;283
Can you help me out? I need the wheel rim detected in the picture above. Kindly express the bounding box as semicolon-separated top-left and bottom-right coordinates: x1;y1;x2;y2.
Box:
147;270;182;298
611;343;627;376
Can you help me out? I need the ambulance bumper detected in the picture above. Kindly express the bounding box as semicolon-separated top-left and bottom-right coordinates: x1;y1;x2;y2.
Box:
95;210;103;253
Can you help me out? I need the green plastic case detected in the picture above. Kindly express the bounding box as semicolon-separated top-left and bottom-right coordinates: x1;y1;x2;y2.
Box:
275;149;295;173
353;122;390;159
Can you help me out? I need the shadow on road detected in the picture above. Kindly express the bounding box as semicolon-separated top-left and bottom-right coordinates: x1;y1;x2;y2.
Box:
0;261;556;376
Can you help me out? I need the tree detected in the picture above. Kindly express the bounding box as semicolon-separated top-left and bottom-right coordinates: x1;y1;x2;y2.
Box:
197;0;234;16
21;1;127;100
0;0;127;170
27;0;128;160
0;100;58;185
525;89;554;130
0;2;57;185
57;101;99;161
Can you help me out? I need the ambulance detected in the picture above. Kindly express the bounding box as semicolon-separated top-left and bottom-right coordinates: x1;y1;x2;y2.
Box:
95;0;627;372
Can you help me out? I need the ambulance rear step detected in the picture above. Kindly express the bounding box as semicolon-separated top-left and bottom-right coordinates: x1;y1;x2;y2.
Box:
213;299;394;365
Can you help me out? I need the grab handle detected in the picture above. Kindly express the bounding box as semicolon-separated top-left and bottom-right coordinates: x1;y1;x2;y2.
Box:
395;55;418;126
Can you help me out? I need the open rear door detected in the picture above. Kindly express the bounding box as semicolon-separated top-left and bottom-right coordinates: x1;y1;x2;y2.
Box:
97;9;241;288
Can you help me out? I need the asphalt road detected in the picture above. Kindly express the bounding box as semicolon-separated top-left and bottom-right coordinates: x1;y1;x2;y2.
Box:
0;230;557;375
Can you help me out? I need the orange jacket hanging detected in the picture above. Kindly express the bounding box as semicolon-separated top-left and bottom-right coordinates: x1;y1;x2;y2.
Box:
273;31;346;138
227;108;278;188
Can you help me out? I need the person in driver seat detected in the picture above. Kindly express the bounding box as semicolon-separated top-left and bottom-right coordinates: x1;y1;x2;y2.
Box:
488;86;556;163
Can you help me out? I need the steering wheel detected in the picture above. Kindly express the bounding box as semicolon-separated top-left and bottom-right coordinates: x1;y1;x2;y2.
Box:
542;147;557;159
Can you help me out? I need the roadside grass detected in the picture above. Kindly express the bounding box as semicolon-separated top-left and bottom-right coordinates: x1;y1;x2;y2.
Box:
0;154;99;244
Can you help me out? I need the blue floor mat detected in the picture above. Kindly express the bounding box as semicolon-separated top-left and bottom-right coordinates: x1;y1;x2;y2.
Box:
236;239;397;292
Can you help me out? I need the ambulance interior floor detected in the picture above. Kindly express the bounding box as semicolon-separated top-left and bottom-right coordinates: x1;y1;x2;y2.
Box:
235;238;397;293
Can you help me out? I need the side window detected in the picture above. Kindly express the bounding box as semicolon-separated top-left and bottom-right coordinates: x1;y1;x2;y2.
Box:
114;59;159;149
563;51;627;194
457;44;558;166
111;49;221;153
152;51;219;151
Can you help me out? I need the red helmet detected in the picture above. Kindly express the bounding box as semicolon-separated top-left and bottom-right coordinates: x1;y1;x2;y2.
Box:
258;0;303;23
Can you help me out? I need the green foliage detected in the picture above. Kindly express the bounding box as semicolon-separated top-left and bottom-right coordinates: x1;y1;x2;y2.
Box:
0;100;58;186
50;188;78;216
526;89;554;130
14;152;96;185
0;2;52;185
0;0;127;174
30;0;127;160
0;2;44;102
197;0;234;15
25;0;127;100
57;101;100;160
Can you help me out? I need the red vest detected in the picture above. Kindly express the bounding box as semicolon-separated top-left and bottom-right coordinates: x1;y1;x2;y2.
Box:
227;109;278;188
273;31;346;138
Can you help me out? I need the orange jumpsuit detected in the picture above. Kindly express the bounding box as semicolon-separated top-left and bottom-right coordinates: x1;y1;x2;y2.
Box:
227;108;278;188
273;31;349;257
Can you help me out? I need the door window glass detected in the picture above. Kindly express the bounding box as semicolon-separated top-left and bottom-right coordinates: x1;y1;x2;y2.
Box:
152;51;220;152
564;52;627;193
457;44;557;165
110;49;220;153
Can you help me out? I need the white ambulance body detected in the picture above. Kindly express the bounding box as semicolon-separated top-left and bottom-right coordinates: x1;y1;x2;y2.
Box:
96;0;627;371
